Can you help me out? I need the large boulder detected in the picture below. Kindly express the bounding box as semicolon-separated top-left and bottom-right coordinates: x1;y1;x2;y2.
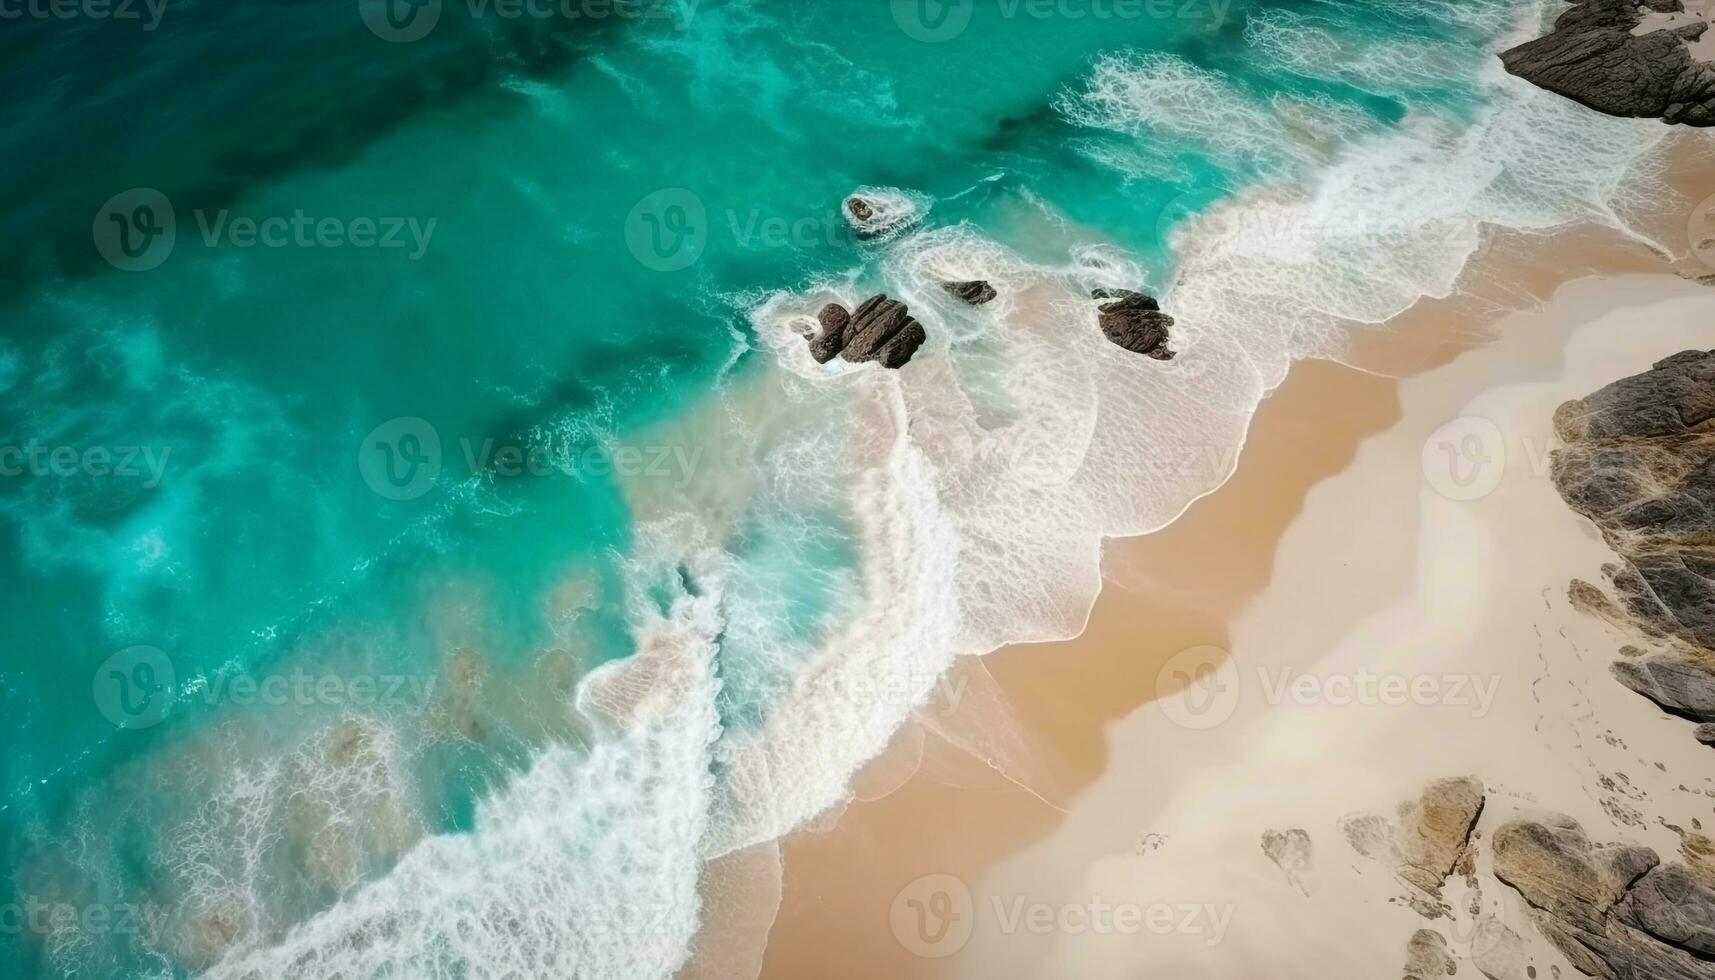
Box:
1500;0;1715;126
1093;288;1176;359
1551;351;1715;742
1340;776;1485;898
805;294;926;369
1492;813;1715;980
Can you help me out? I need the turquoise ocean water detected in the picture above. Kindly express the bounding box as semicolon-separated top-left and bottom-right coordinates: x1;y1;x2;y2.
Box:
0;0;1672;976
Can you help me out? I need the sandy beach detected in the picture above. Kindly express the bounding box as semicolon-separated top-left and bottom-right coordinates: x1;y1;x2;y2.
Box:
749;137;1715;980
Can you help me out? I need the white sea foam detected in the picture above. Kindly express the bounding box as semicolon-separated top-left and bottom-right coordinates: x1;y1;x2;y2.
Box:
206;3;1689;977
204;523;728;979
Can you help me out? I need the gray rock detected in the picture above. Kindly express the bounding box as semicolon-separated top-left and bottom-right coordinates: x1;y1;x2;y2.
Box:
1492;813;1715;980
1404;928;1458;979
805;294;926;369
943;280;998;305
809;303;850;364
1617;863;1715;956
1261;828;1316;896
1500;0;1715;126
1552;350;1715;745
1339;777;1485;897
1397;776;1487;895
1611;656;1715;722
1093;288;1176;359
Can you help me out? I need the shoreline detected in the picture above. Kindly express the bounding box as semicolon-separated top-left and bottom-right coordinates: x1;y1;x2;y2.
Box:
748;135;1715;979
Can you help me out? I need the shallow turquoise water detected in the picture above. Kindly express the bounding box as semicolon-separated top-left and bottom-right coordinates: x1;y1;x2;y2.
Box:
0;0;1616;975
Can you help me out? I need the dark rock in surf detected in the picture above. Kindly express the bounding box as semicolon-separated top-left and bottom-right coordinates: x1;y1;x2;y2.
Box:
943;280;998;305
809;303;851;364
1094;288;1176;360
1500;0;1715;126
803;294;926;369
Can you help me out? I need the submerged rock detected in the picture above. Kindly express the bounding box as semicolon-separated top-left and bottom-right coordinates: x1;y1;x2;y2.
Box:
805;294;925;369
1500;0;1715;126
808;303;850;364
1093;288;1176;359
943;279;998;305
842;190;924;241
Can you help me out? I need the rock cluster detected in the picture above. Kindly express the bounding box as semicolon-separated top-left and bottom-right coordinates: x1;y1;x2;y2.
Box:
807;295;926;369
1500;0;1715;126
1550;350;1715;741
1493;813;1715;979
1093;288;1176;359
1340;776;1486;902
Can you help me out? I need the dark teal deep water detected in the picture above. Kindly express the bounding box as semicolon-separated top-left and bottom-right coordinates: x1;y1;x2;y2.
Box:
0;0;1628;975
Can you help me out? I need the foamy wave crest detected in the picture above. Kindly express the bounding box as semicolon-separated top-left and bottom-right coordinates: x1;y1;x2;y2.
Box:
206;522;728;980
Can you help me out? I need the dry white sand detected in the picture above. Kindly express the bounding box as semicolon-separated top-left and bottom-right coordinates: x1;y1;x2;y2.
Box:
927;274;1715;979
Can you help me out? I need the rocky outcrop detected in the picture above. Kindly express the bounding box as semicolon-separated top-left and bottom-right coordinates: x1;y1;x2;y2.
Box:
1500;0;1715;127
806;295;926;369
1261;828;1317;896
1341;776;1486;899
943;280;998;306
1404;929;1458;979
1551;350;1715;741
842;191;923;241
1492;813;1715;979
1093;288;1176;360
